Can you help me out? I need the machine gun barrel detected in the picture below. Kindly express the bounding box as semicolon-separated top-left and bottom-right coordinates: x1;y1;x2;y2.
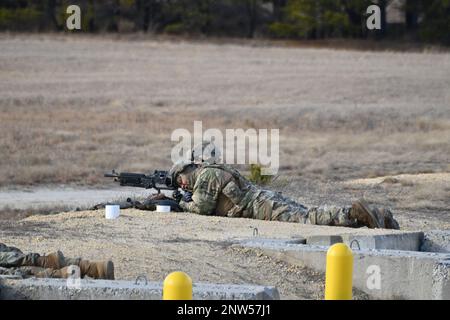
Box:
104;172;119;178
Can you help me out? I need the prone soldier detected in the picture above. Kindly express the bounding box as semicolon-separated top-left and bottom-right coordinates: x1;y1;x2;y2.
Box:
169;161;400;229
0;243;114;279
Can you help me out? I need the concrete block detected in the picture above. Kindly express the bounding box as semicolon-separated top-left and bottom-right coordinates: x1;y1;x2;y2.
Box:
306;235;343;246
421;230;450;253
240;238;450;300
432;259;450;299
0;278;279;300
306;232;423;251
251;237;306;245
342;232;423;251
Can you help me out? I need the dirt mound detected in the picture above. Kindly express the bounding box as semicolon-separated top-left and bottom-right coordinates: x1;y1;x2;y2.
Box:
0;209;378;299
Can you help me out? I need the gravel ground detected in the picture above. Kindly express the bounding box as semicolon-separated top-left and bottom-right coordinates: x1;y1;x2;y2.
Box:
0;209;383;299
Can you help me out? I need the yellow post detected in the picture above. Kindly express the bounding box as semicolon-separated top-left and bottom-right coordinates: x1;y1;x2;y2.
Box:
325;243;353;300
163;271;193;300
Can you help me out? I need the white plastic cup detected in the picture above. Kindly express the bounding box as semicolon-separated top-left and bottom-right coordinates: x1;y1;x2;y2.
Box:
105;205;120;219
156;205;171;213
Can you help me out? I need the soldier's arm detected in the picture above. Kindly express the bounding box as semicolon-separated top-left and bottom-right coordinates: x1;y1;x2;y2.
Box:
179;171;220;215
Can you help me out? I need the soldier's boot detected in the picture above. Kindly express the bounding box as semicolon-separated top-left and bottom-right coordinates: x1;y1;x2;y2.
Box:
378;208;400;230
78;260;115;280
34;261;114;279
35;250;65;269
350;199;382;228
34;266;71;279
308;207;358;227
350;199;400;229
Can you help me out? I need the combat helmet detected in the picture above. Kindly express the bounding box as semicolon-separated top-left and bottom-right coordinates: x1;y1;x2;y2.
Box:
168;160;197;187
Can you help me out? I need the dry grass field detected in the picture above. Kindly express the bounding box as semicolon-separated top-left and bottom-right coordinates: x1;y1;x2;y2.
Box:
0;34;449;228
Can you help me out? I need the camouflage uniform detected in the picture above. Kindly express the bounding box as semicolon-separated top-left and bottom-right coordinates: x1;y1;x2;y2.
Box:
0;243;40;269
0;243;85;278
178;164;357;227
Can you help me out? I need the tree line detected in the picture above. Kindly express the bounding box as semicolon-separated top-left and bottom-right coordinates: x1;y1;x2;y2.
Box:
0;0;449;45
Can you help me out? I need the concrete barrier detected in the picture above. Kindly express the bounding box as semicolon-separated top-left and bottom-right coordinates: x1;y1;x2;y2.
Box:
240;238;450;300
0;277;279;300
421;230;450;253
306;232;423;251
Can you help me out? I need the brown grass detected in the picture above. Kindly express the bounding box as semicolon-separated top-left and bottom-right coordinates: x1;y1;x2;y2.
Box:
0;34;449;188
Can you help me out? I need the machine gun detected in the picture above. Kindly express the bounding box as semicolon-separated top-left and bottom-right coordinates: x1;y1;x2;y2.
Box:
104;169;179;197
95;169;190;212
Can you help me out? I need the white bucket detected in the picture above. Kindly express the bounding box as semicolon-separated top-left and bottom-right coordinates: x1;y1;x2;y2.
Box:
105;205;120;219
156;205;171;213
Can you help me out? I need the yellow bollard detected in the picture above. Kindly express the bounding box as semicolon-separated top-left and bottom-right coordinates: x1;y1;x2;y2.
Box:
325;243;353;300
163;271;193;300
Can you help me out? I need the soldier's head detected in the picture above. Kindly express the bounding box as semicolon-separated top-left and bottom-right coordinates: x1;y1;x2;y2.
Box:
169;161;199;190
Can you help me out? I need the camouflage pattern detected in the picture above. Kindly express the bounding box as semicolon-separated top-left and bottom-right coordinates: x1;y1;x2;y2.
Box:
178;164;357;227
0;243;40;268
0;243;83;279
